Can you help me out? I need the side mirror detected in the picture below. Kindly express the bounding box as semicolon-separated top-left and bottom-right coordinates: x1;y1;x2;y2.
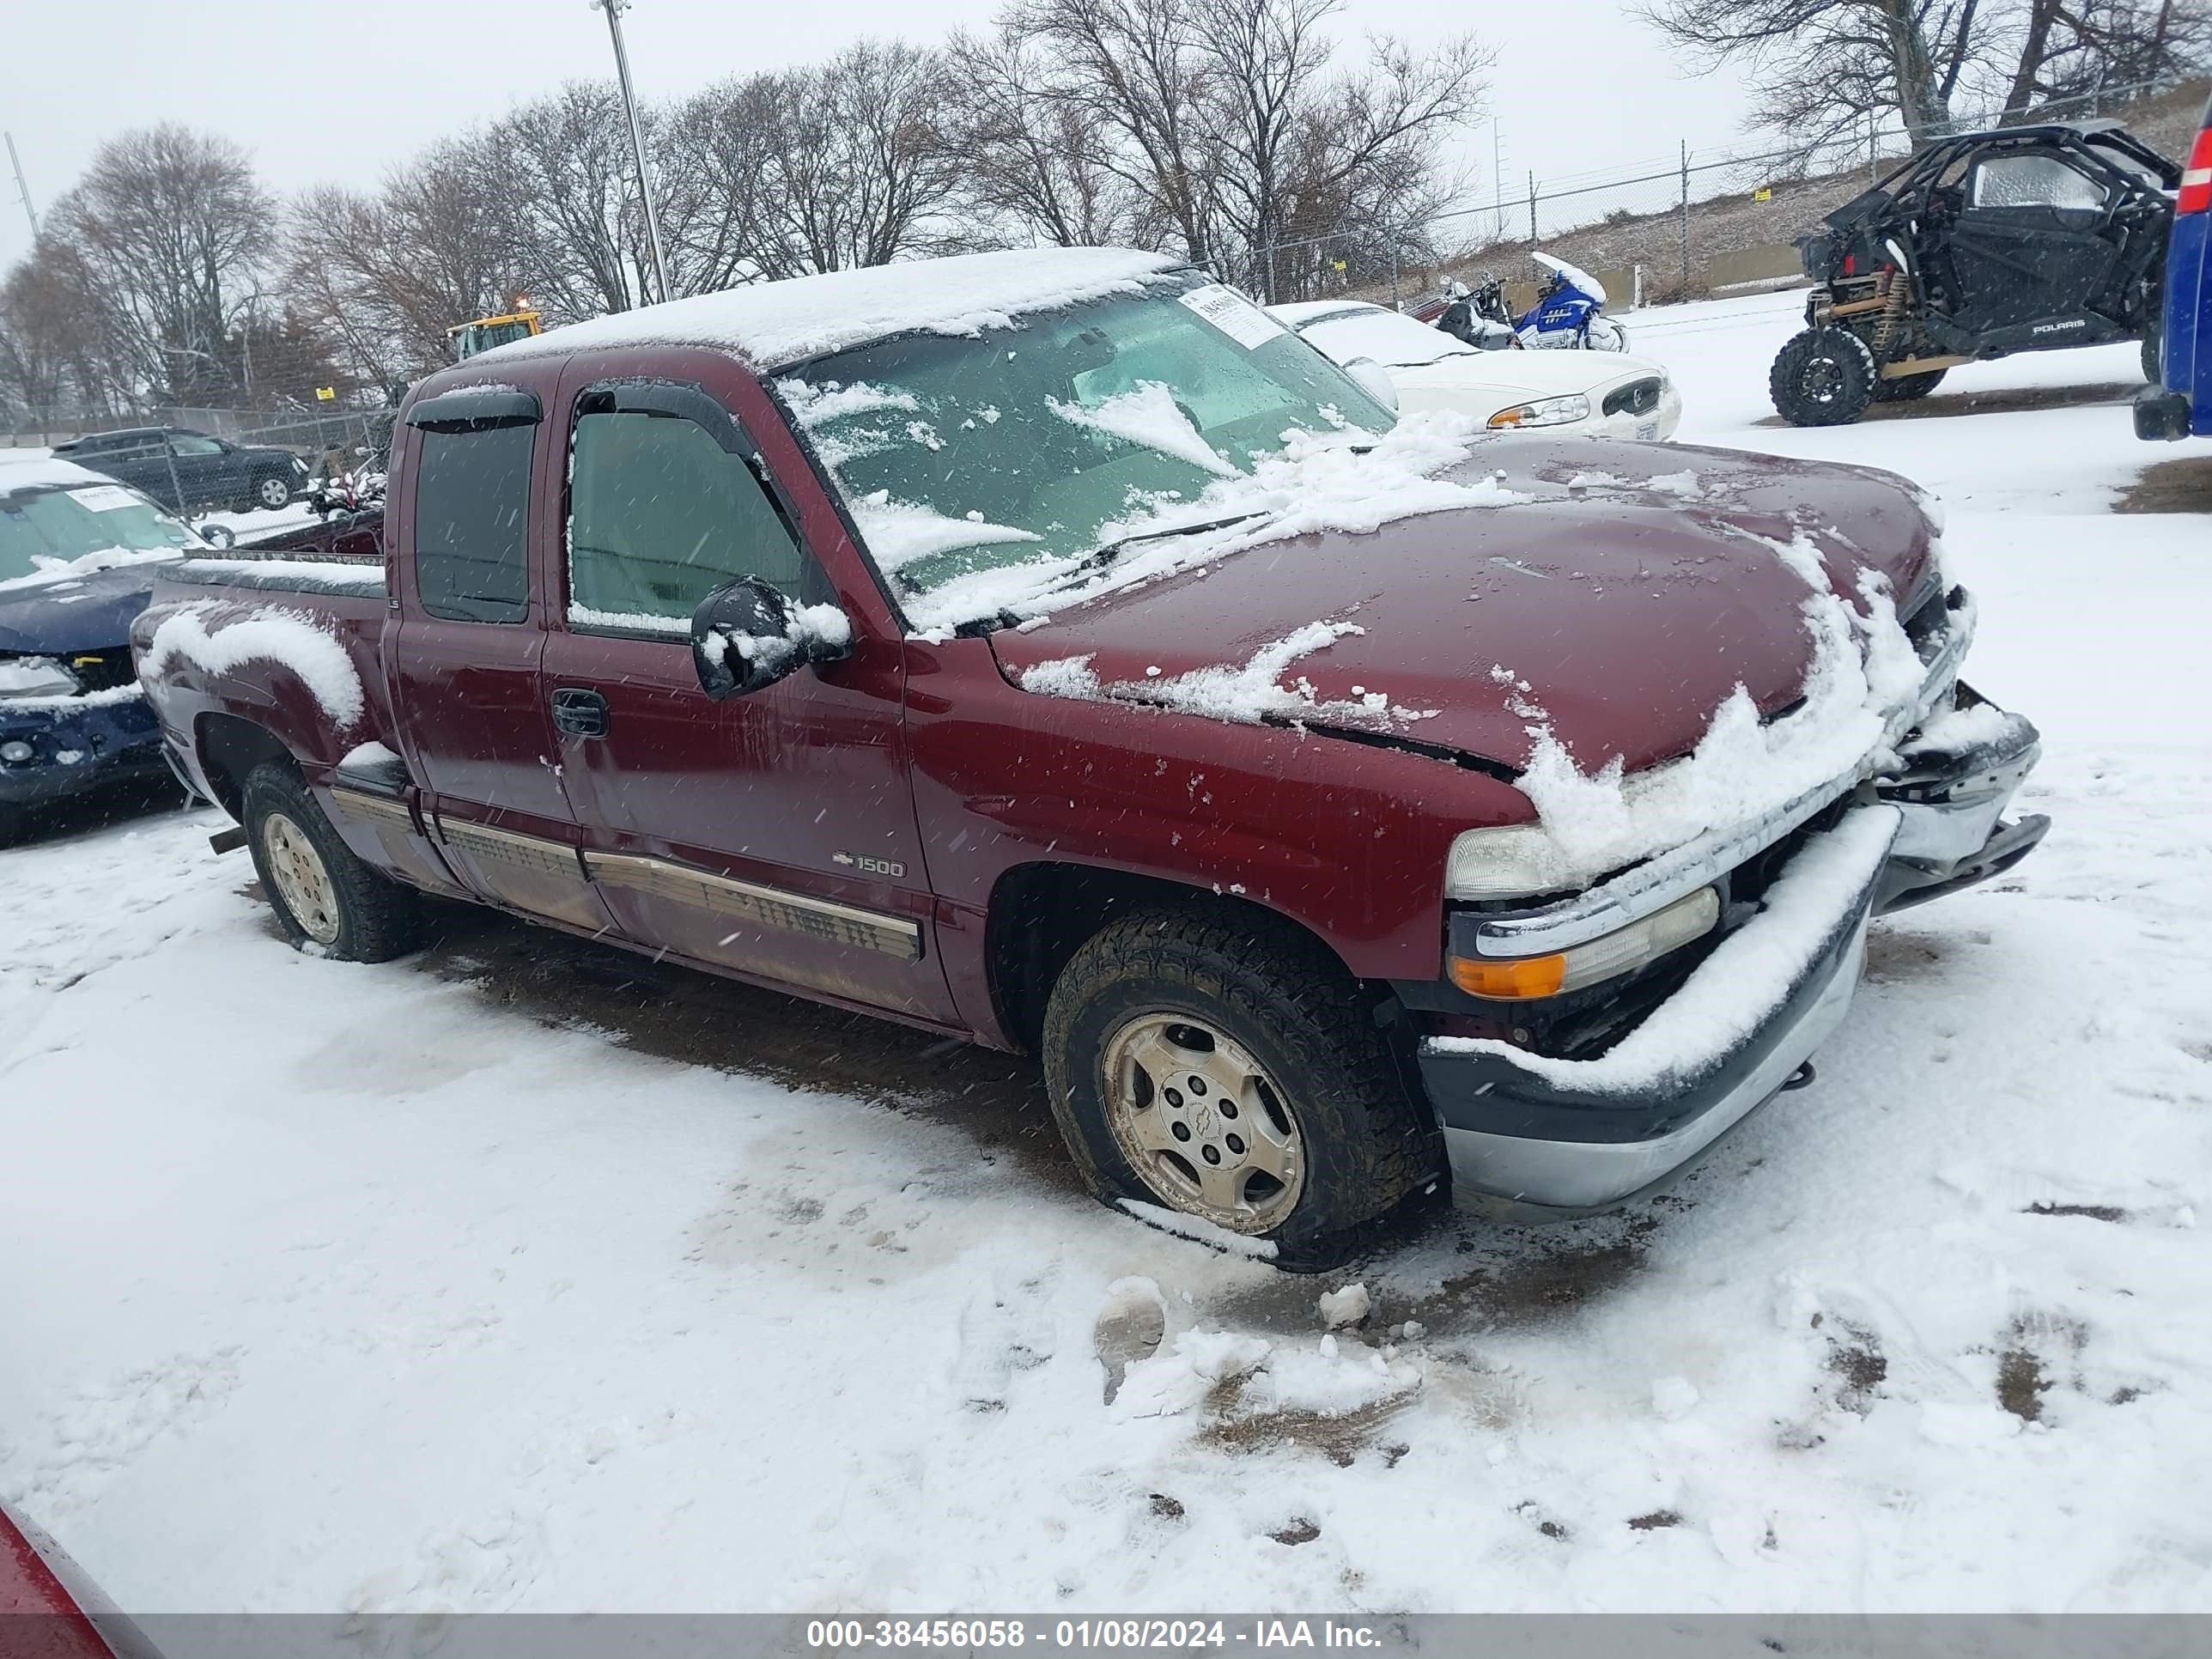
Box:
1342;357;1399;413
690;577;852;701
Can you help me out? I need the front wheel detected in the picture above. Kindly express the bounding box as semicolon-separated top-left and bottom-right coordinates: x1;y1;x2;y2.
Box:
1771;326;1877;426
1042;908;1443;1269
255;475;294;511
1586;319;1628;351
242;761;421;960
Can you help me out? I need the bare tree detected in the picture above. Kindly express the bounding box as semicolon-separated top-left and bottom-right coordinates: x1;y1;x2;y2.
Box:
945;25;1148;246
287;136;526;386
0;240;134;422
488;82;655;318
41;124;272;404
1644;0;2209;149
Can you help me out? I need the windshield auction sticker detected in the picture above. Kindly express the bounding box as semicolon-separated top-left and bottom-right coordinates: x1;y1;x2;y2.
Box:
1178;283;1289;350
71;485;147;514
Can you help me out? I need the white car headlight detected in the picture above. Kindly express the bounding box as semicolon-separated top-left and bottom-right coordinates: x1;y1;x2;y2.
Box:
1487;394;1590;430
1446;823;1571;900
0;655;81;698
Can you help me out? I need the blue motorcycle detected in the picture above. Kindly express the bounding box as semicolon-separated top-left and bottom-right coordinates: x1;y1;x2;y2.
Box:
1505;253;1631;352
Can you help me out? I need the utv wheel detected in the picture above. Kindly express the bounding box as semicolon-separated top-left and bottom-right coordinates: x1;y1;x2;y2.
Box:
255;475;294;511
242;760;420;961
1873;368;1946;403
1770;326;1877;426
1042;907;1443;1270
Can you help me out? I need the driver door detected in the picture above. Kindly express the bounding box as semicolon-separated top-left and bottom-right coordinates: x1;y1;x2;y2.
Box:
536;365;956;1024
1947;148;2119;335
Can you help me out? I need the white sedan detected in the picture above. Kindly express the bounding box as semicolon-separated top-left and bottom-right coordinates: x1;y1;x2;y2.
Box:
1271;300;1682;441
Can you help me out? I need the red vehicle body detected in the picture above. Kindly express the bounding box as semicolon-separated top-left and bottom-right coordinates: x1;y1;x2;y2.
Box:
131;249;2045;1265
1;1503;153;1659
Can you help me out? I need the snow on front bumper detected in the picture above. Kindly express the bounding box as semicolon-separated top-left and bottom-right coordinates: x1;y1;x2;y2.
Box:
1420;805;1899;1211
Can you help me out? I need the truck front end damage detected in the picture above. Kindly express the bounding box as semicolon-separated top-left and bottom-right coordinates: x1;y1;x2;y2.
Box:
1403;583;2048;1212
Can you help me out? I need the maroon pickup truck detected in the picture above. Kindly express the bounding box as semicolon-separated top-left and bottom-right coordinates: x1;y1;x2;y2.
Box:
132;248;2045;1266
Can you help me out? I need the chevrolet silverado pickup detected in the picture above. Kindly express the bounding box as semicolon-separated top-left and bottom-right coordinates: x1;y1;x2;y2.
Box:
131;248;2047;1267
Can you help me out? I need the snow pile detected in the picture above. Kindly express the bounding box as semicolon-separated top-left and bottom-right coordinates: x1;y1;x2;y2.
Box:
1907;697;2018;752
139;603;366;729
1018;620;1437;730
569;604;690;636
477;248;1182;370
846;493;1040;575
1427;805;1900;1092
1049;383;1237;477
1501;530;1941;890
905;410;1524;635
1317;1283;1370;1329
1110;1329;1273;1420
1233;1337;1421;1421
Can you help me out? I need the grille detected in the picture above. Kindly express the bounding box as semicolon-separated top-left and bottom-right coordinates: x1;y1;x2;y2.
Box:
64;647;140;693
1602;377;1663;418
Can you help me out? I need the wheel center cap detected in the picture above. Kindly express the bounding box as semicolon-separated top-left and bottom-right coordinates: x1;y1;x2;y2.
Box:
1188;1100;1218;1139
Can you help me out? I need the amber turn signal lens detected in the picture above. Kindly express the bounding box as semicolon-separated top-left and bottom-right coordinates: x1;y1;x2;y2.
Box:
1449;951;1567;1000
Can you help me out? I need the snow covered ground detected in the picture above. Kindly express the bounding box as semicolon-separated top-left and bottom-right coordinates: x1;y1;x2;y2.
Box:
5;289;2212;1615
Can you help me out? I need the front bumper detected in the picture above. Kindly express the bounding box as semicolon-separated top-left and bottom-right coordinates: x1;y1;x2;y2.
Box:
0;689;168;809
1419;694;2047;1212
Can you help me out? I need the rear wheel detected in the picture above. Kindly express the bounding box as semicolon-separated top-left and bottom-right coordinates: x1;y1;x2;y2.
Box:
1771;326;1877;426
255;475;294;511
1042;907;1443;1269
1873;367;1947;403
242;761;420;960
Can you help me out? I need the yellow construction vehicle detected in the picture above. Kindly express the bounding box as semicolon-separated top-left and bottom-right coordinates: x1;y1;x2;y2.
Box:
447;301;542;362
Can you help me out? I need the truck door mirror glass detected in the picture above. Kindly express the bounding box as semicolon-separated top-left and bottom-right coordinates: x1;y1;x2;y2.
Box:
690;577;849;700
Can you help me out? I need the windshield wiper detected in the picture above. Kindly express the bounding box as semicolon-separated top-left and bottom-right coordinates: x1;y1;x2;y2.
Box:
1066;512;1270;580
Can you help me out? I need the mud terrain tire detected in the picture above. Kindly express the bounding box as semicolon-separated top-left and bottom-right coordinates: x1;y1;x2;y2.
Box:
1771;326;1878;426
1042;906;1443;1270
243;760;421;961
1873;367;1947;403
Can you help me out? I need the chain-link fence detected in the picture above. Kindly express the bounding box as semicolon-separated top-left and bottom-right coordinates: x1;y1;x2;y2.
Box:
1261;72;2211;313
3;401;394;457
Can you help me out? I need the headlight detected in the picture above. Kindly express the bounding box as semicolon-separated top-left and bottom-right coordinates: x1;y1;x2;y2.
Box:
1446;823;1572;900
1449;887;1721;1000
1487;393;1590;429
0;655;82;698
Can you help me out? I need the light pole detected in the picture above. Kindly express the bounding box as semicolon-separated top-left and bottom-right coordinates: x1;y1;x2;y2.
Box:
591;0;672;307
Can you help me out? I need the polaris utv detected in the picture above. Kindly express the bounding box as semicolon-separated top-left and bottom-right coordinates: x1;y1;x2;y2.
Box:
1771;120;2180;426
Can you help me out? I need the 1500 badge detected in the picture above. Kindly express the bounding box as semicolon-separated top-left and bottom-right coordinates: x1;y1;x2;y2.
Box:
832;852;907;878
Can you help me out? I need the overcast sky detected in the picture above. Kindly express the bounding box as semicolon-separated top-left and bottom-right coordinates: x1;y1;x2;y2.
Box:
0;0;1757;276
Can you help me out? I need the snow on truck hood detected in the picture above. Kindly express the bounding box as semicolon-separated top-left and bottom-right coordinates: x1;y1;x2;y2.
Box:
992;437;1942;789
473;247;1185;370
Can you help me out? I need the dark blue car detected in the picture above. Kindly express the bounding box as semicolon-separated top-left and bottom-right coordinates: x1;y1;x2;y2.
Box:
0;458;202;841
2136;93;2212;441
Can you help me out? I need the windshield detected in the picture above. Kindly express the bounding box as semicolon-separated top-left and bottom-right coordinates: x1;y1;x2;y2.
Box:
1291;306;1478;369
775;272;1395;622
0;482;196;587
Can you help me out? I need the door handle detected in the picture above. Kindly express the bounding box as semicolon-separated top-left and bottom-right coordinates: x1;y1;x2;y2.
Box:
550;686;611;738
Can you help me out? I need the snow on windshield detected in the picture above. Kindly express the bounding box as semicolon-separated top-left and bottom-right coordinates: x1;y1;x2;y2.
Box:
777;277;1443;634
1048;382;1237;477
1291;307;1478;370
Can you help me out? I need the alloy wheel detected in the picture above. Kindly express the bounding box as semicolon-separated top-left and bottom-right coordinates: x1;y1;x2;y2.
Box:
1100;1012;1306;1232
262;811;341;945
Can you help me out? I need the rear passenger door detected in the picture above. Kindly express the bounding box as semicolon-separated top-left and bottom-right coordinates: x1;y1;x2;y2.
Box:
537;365;954;1024
386;380;615;933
